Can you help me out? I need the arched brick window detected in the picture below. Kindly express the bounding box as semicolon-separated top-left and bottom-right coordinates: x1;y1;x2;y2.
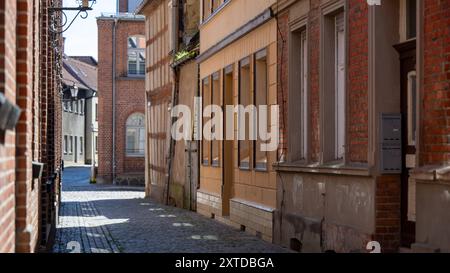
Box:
126;113;145;157
128;36;146;76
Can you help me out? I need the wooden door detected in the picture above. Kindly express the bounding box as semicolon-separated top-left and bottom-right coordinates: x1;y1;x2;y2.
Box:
395;39;417;247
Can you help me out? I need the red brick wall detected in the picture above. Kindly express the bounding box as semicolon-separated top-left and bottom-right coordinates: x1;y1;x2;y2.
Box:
0;0;61;253
421;0;450;165
97;18;145;183
0;0;18;254
373;176;401;253
15;0;40;253
347;0;369;163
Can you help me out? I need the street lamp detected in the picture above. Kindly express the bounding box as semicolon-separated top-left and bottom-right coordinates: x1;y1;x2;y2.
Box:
70;85;79;100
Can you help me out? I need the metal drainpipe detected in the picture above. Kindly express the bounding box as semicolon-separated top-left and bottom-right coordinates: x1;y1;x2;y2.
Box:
112;18;118;185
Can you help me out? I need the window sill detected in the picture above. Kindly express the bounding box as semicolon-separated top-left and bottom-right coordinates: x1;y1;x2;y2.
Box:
273;162;372;177
121;75;145;80
126;155;145;158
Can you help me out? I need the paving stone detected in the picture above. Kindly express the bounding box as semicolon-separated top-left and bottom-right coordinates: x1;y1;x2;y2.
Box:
53;167;290;253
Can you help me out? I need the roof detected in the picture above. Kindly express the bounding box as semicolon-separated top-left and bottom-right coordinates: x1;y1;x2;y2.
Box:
62;55;98;92
70;56;98;66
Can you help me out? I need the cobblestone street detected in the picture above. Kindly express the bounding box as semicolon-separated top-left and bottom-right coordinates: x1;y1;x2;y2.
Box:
52;167;289;253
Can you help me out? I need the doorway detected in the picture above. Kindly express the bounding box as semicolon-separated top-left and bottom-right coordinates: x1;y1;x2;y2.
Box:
222;66;234;216
394;39;417;247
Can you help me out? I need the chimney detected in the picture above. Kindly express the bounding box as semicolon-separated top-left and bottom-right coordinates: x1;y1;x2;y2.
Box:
118;0;129;13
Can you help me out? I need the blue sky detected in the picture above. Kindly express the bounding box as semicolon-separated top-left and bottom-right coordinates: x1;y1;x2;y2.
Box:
63;0;117;60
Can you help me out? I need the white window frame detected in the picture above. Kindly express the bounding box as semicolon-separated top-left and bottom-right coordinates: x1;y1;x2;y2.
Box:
64;135;68;154
128;36;146;77
335;12;346;161
300;29;308;160
126;113;145;157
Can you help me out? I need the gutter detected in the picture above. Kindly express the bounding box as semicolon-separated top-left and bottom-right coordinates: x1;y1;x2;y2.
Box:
112;18;118;185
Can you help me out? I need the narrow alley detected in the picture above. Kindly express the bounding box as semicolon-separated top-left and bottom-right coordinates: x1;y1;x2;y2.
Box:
52;167;289;253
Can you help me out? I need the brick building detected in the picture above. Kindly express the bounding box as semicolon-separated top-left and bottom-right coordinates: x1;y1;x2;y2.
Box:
0;0;62;253
273;0;450;253
97;2;146;185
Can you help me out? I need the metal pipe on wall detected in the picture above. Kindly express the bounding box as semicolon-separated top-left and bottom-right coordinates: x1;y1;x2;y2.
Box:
112;18;118;185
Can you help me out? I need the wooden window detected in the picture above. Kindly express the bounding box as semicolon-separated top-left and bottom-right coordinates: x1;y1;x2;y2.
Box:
202;77;211;165
239;57;252;169
211;72;221;167
254;50;268;171
212;0;221;12
322;9;346;162
203;0;212;21
289;28;308;162
407;71;417;146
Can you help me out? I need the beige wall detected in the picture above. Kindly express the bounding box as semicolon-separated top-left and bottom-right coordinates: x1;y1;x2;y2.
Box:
199;19;277;208
200;0;276;53
171;61;198;208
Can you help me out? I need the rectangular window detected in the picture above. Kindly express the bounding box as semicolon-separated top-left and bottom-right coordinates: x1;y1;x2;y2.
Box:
128;36;146;76
211;72;221;167
254;50;268;171
212;0;221;12
407;0;417;39
80;137;83;154
64;135;68;154
80;100;84;115
408;71;417;146
323;10;346;162
95;103;98;121
95;136;98;153
335;12;346;160
70;136;73;154
126;128;145;156
203;0;212;20
239;57;252;169
202;77;211;165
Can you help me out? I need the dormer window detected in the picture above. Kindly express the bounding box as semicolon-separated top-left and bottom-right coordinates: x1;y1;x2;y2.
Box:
128;36;146;76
